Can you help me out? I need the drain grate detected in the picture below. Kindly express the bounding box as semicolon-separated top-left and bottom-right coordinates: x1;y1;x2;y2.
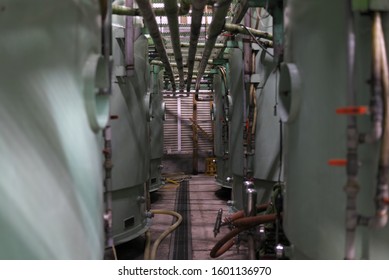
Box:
169;179;192;260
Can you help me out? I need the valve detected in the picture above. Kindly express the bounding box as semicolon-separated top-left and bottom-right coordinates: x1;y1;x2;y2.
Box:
213;208;223;237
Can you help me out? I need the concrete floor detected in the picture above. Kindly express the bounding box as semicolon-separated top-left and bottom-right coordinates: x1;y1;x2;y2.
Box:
115;174;248;260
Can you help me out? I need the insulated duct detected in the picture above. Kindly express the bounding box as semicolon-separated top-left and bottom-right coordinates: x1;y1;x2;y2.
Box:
186;0;207;92
135;0;176;91
164;0;185;89
195;0;233;90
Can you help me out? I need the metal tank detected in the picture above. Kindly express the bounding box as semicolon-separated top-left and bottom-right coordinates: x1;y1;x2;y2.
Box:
229;22;282;210
252;11;282;206
109;10;151;244
228;44;247;210
149;65;165;192
0;0;108;259
281;0;389;259
212;67;233;189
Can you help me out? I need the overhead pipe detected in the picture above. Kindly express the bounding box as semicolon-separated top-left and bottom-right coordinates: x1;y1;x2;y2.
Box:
135;0;176;91
179;0;191;15
224;23;273;41
164;0;185;89
151;60;176;67
181;42;225;48
186;0;207;92
195;0;233;90
112;4;188;16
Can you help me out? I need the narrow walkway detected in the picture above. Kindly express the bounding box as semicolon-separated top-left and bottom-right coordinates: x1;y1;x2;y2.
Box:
115;174;248;260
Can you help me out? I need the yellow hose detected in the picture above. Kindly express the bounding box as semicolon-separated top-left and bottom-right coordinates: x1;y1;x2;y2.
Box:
112;244;118;260
143;209;183;260
166;178;179;185
144;230;151;260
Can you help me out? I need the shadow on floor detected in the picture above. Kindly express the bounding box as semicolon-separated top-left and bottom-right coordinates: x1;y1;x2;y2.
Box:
114;235;146;260
150;191;162;204
214;187;231;201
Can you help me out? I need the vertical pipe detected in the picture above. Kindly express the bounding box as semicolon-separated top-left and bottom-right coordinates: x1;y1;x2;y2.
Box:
367;12;389;229
135;0;176;91
245;183;257;259
177;97;182;152
125;0;135;77
163;0;185;89
193;94;198;174
272;1;284;64
344;0;359;260
103;125;113;248
244;13;253;78
243;13;253;179
186;0;207;92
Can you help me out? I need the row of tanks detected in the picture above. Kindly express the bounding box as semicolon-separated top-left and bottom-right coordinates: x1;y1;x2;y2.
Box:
2;0;389;260
212;0;389;259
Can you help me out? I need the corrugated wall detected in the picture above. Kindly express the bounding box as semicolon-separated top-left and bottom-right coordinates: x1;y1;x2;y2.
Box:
163;95;214;173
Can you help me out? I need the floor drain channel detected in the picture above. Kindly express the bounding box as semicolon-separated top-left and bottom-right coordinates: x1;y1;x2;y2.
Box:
169;179;192;260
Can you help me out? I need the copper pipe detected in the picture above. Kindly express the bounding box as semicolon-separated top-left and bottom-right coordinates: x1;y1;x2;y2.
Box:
211;212;276;258
232;213;277;227
223;203;270;224
210;226;250;258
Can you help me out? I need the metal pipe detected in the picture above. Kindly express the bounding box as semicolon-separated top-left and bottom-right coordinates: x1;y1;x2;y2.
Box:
151;60;176;67
135;0;176;90
224;23;273;41
195;0;233;90
112;4;189;16
179;0;191;15
164;0;185;89
359;13;384;144
344;0;359;260
186;0;207;92
125;0;135;77
181;42;224;48
210;214;277;258
365;12;389;229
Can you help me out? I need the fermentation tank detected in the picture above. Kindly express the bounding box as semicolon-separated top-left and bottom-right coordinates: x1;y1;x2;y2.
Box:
212;68;233;189
109;11;151;244
229;22;282;210
0;0;107;259
149;66;165;192
282;0;389;259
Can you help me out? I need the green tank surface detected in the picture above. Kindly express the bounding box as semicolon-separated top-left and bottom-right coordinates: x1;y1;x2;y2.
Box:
213;69;233;189
149;67;165;192
0;0;107;259
283;0;389;259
